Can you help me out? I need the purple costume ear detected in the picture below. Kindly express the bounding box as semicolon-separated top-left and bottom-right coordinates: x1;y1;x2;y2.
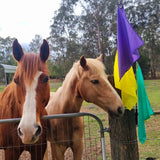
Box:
40;39;50;62
12;39;24;62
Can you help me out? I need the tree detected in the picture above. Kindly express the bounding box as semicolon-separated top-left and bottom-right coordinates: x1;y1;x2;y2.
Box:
138;54;150;79
79;0;118;56
49;0;160;78
0;36;16;83
125;0;160;78
49;0;119;76
0;36;15;65
29;35;43;53
49;0;80;76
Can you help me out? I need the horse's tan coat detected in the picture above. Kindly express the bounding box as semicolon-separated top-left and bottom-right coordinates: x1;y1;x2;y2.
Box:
46;55;124;160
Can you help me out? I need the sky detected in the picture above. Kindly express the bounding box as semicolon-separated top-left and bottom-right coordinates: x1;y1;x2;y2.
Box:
0;0;61;44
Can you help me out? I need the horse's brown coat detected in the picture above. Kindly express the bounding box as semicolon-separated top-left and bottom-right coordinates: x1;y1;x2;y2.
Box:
0;39;50;160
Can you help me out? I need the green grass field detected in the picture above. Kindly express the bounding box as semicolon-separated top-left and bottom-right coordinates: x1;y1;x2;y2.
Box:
1;79;159;109
144;79;160;110
138;79;160;159
0;79;160;159
0;85;5;93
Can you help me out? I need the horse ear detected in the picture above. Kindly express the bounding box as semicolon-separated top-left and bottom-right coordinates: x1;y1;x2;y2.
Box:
97;54;103;61
80;55;88;70
40;39;50;63
12;39;24;62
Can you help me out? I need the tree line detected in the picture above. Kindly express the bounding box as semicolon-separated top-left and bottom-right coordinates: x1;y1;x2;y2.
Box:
0;0;159;80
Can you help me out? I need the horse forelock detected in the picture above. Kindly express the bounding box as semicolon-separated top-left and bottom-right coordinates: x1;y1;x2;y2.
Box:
64;58;106;84
16;53;48;85
61;58;106;96
86;58;106;75
75;58;106;78
15;53;49;144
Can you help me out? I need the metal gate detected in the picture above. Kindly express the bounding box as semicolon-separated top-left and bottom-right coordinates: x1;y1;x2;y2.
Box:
0;112;109;160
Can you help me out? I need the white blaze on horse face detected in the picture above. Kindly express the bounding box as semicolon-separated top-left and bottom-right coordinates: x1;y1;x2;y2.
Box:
18;71;42;143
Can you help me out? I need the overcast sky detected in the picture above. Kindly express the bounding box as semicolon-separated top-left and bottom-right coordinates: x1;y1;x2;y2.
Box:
0;0;61;44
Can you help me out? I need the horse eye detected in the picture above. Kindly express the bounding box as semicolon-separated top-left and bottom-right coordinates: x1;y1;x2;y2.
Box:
90;79;99;84
42;99;46;103
14;78;19;85
43;76;49;83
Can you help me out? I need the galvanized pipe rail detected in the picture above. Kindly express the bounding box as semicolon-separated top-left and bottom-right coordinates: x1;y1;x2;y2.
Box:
154;111;160;115
0;112;109;160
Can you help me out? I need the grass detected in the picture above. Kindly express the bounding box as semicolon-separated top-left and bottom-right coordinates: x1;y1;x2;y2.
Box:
0;79;160;159
144;79;160;110
81;79;160;159
1;79;159;110
50;82;62;92
138;114;160;159
0;85;5;93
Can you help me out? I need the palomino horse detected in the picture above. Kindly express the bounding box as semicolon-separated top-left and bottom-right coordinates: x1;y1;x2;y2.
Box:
46;55;124;160
0;39;50;160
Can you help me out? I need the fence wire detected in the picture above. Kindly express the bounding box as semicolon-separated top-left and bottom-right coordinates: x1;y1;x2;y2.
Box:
0;113;108;160
0;110;159;160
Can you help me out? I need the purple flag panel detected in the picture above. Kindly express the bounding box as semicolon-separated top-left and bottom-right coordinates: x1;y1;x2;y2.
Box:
117;5;144;79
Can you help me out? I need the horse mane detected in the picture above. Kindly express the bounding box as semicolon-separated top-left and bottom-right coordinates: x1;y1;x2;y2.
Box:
15;53;49;85
0;53;49;119
84;58;106;75
62;58;106;94
0;82;20;119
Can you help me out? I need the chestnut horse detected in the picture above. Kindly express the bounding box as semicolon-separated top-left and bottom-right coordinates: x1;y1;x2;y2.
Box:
45;55;124;160
0;39;50;160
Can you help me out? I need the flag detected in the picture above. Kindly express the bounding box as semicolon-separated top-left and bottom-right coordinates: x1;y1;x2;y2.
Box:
114;4;154;144
114;51;137;110
114;5;144;110
137;62;154;144
117;5;144;79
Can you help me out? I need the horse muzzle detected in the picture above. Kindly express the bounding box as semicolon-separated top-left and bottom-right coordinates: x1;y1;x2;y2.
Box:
108;106;125;118
17;124;42;144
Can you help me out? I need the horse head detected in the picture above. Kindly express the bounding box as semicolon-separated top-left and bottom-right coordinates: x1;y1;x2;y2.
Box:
76;55;124;118
12;39;50;144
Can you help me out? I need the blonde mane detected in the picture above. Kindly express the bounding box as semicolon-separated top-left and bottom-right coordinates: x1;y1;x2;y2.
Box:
46;56;124;160
62;58;106;88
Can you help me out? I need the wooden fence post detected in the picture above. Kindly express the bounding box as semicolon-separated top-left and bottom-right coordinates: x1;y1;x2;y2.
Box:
108;76;139;160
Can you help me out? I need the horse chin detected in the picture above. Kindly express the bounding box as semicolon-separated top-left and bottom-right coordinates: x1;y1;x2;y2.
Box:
108;110;123;119
22;136;39;145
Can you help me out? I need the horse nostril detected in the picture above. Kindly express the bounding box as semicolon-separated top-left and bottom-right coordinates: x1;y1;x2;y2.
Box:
117;107;123;115
35;125;42;137
17;127;23;136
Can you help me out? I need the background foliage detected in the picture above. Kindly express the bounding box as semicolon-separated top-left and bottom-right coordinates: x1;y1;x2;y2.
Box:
0;0;159;80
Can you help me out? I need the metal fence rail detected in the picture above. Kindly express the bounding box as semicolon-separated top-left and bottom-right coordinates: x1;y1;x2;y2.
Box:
154;111;160;115
1;111;158;160
0;112;109;160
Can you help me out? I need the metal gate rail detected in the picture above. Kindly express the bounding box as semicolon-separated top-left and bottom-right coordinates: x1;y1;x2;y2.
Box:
0;112;108;160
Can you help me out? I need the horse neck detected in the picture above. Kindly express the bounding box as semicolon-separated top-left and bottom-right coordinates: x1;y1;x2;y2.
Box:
0;82;20;119
56;73;83;114
61;89;83;113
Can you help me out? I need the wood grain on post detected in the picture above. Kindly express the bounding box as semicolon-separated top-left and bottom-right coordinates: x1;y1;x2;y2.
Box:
108;75;139;160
